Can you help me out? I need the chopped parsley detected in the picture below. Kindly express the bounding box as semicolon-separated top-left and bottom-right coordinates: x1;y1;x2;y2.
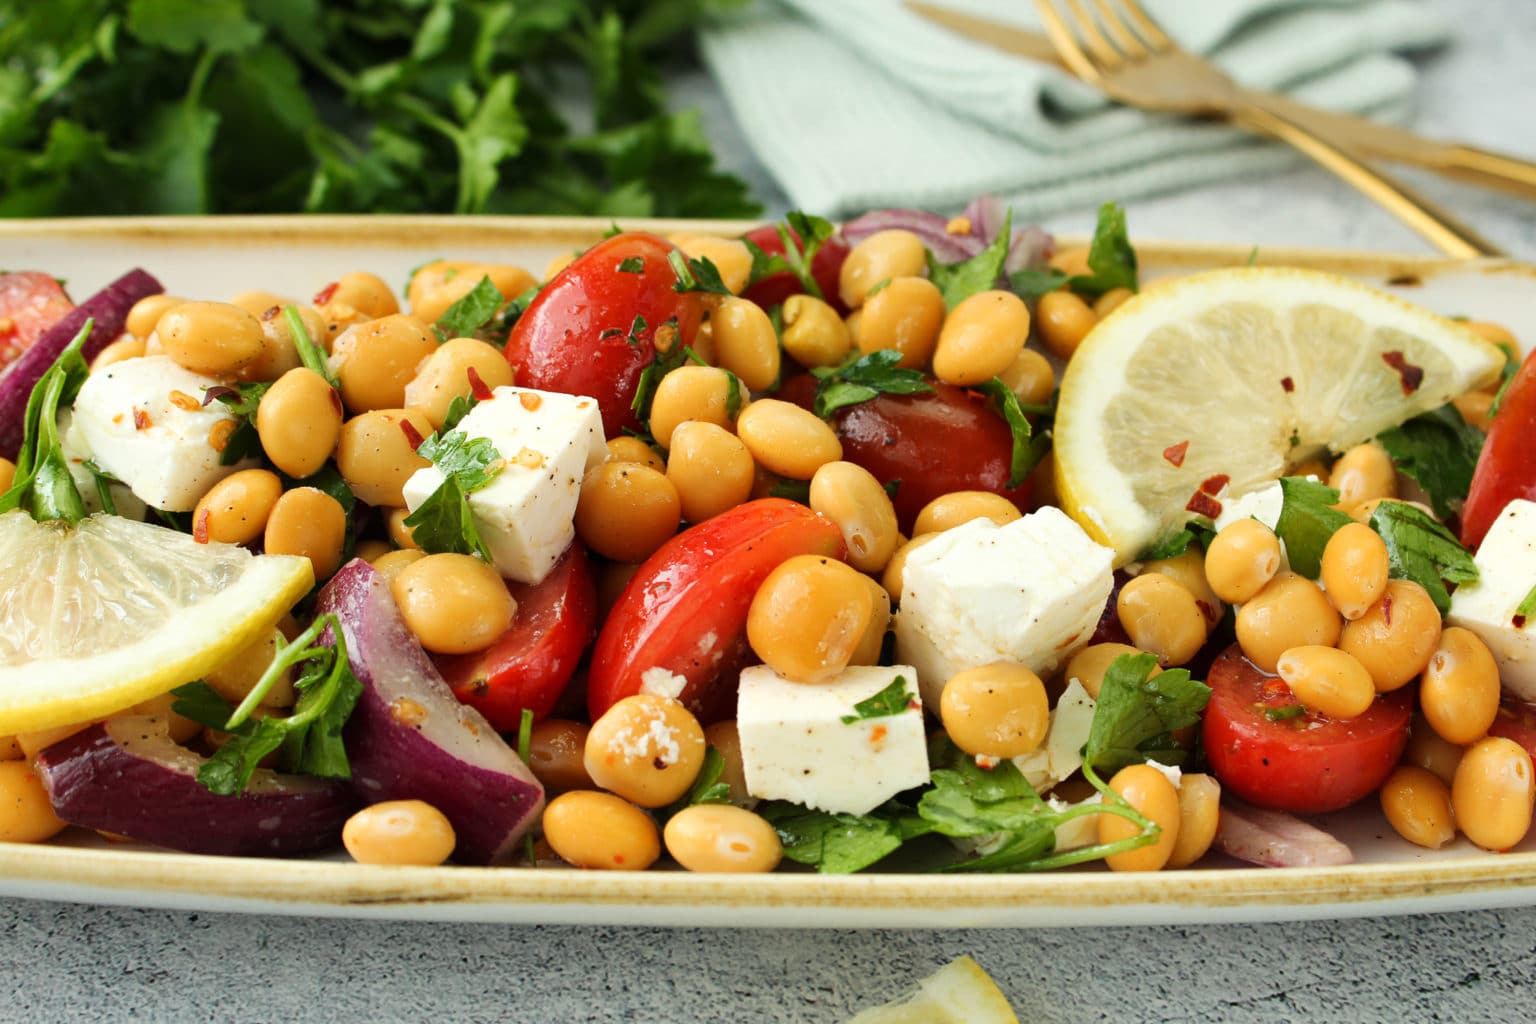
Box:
616;256;645;274
0;320;93;524
667;250;732;295
434;274;503;342
1515;583;1536;627
282;305;337;388
745;211;837;299
974;377;1051;488
840;676;916;724
810;349;932;418
1007;202;1138;300
927;209;1012;309
201;381;271;466
1376;404;1484;521
1367;501;1479;615
1273;476;1354;579
401;429;505;561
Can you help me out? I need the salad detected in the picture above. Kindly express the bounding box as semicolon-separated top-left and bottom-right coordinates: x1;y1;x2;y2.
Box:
0;200;1530;878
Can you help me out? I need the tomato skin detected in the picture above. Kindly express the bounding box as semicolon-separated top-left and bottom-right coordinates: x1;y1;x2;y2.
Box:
739;225;851;315
1488;700;1536;759
1462;345;1536;550
1203;644;1412;813
504;232;702;438
587;498;845;723
0;272;73;370
434;544;597;732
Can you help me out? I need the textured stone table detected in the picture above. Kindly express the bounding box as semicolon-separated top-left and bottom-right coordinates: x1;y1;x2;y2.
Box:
5;2;1536;1021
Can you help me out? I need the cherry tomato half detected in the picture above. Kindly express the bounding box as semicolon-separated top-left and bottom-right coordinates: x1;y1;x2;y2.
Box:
0;272;73;371
1203;643;1412;813
1488;699;1536;760
434;544;597;732
739;225;850;315
505;232;702;437
587;498;845;723
1462;345;1536;550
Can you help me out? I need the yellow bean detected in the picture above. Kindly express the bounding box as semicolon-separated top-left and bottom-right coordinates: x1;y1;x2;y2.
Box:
584;694;707;808
542;791;660;871
931;290;1029;387
1204;518;1282;604
1275;645;1376;720
1380;765;1455;850
390;553;516;655
1165;773;1221;868
857;277;945;370
735;399;842;480
664;804;783;873
940;662;1049;758
1319;522;1389;620
1420;627;1501;745
747;555;872;683
0;761;67;843
1328;442;1396;508
1117;573;1208;667
264;486;348;580
342;800;456;866
711;297;780;391
781;294;853;369
1100;764;1181;872
839;229;927;309
809;461;900;573
1338;579;1441;692
1235;572;1341;674
1035;290;1097;360
1452;737;1535;852
912;490;1020;535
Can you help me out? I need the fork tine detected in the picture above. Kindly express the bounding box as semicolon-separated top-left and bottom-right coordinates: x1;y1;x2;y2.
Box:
1061;0;1125;68
1091;0;1147;59
1033;0;1107;83
1115;0;1175;52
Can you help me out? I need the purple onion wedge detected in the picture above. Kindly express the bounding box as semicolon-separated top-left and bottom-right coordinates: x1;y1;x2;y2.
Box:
0;268;162;460
317;559;545;865
36;718;356;857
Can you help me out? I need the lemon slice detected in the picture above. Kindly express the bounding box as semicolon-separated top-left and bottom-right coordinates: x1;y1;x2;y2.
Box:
1053;267;1504;563
845;956;1018;1024
0;511;313;733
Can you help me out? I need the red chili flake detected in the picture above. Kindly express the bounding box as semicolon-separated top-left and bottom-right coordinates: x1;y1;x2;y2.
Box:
1280;376;1295;393
261;305;281;322
519;391;543;411
1162;441;1189;467
467;365;494;402
132;407;151;431
313;281;339;306
869;725;888;746
328;387;344;416
1381;591;1394;627
192;508;211;544
1200;474;1230;496
1515;614;1529;629
1186;491;1223;518
1381;351;1424;395
399;417;426;450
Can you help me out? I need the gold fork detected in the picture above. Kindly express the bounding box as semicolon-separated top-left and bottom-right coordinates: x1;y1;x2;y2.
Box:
1034;0;1506;258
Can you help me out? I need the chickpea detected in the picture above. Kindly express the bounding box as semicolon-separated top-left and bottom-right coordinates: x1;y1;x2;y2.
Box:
575;462;681;562
710;297;780;391
1404;714;1464;786
1338;579;1441;692
735;399;842;480
157;301;266;377
543;790;660;871
1452;737;1536;852
126;294;184;340
407;259;475;312
239;305;319;383
1093;287;1134;319
649;365;740;449
409;267;499;325
839;229;927;308
331;314;439;414
91;336;146;372
998;347;1055;408
254;367;345;480
229;290;292;318
371;548;426;589
844;309;863;349
1204;518;1282;604
1235;572;1341;674
912;490;1021;535
1380;765;1456;850
809;461;899;573
385;507;419;550
664;804;783;873
1049;248;1091;277
1165;773;1221;868
689;319;716;364
324;271;401;322
585;694;707;807
857;277;946;370
391;553;516;655
1290;458;1331;481
1328;442;1396;508
932;290;1030;386
1099;764;1181;872
1035;290;1098;360
192;468;282;546
747;555;873;683
264;487;348;579
1117;573;1208;667
403;338;514;429
606;435;665;472
526;719;594;794
0;457;17;494
0;761;67;843
940;662;1049;758
882;533;939;602
849;576;891;667
1420;627;1501;745
336;408;433;507
1142;547;1223;628
781;294;852;369
1064;642;1156;700
680;236;752;295
342;800;456;866
1453;391;1496;432
1275;645;1376;720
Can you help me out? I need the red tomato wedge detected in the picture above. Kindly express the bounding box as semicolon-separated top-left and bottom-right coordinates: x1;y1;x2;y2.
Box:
739;225;850;315
434;544;597;732
587;499;845;723
1203;644;1412;814
1462;345;1536;550
0;272;73;370
505;232;702;438
1488;700;1536;760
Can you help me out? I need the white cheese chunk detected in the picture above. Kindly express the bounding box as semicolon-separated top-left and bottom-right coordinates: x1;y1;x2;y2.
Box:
1448;499;1536;701
401;386;605;584
638;666;688;701
1212;480;1285;533
70;356;253;511
893;508;1113;707
1011;679;1096;794
737;663;928;816
1048;794;1102;852
58;410;147;520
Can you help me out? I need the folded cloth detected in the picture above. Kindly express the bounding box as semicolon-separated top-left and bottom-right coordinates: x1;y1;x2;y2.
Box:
699;0;1450;217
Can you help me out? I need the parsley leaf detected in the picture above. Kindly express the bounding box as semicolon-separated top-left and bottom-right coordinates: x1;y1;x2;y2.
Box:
1274;476;1354;578
402;429;504;560
630;341;704;426
434;274;503;341
202;381;270;466
840;676;916;724
760;801;927;874
1007;267;1070;300
661;746;733;821
974;377;1051;488
667;250;732;296
1070;202;1139;298
1083;653;1210;773
282;305;336;387
810;350;933;418
1489;343;1520;418
752;211;835;299
1517;583;1536;624
1367;501;1479;614
0;320;93;524
1138;521;1217;562
616;256;645;274
927;209;1012;309
1376;405;1484;520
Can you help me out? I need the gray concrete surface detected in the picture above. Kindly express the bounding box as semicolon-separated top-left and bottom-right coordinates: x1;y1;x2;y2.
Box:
5;1;1536;1021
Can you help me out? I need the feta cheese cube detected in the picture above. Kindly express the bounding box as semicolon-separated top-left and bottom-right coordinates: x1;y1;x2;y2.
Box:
1448;499;1536;701
737;664;928;816
59;411;146;520
894;508;1113;707
70;356;254;511
1011;679;1096;794
402;386;605;584
1212;481;1285;533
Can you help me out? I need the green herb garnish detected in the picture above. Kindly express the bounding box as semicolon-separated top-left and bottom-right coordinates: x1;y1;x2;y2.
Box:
1084;653;1210;773
1265;704;1307;722
1007;202;1138;300
840;676;916;724
667;250;732;296
1274;476;1355;579
434;274;502;342
282;305;336;388
202;381;271;466
745;211;836;299
927;209;1012;309
0;321;93;524
810;350;932;418
974;377;1051;488
401;429;505;561
1367;501;1479;615
1376;405;1484;521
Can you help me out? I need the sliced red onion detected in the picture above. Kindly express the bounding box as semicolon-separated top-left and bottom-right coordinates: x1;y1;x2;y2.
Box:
960;195;1009;244
1215;799;1354;867
1006;225;1055;275
841;209;983;265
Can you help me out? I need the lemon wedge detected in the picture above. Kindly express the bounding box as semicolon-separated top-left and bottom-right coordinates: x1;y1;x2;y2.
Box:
845;956;1018;1024
0;511;313;733
1053;267;1503;563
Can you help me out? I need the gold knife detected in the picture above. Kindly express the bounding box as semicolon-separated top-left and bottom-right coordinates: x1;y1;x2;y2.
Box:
904;0;1536;202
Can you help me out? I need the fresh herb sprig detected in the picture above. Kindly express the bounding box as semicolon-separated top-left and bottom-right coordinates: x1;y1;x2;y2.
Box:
1376;404;1484;521
1273;476;1355;579
202;381;271;466
745;211;836;299
434;275;503;342
927;209;1013;309
401;427;505;561
283;305;336;388
1367;501;1479;614
1009;202;1138;300
810;350;933;418
974;377;1051;488
0;321;93;524
840;676;917;725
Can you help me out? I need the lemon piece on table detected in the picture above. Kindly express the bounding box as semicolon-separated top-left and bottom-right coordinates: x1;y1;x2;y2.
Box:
846;955;1018;1024
1053;267;1504;564
0;511;313;733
